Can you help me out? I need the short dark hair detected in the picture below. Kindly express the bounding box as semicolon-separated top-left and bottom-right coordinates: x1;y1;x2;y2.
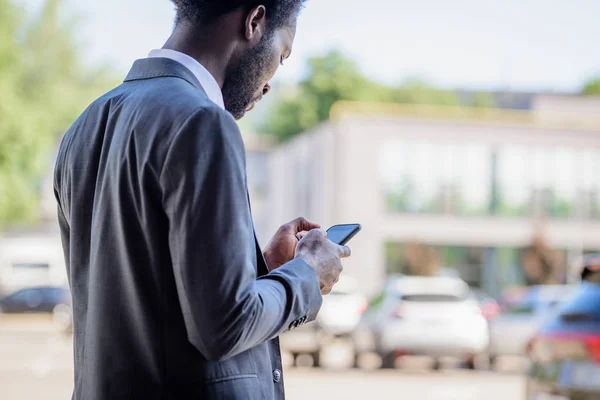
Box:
171;0;306;30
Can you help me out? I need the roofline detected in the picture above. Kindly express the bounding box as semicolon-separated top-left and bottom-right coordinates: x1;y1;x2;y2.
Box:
329;101;600;132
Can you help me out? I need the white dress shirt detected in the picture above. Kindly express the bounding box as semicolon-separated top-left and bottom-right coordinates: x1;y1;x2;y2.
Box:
148;49;225;109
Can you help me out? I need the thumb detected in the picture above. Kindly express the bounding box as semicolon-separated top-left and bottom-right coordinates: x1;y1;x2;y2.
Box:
339;245;352;258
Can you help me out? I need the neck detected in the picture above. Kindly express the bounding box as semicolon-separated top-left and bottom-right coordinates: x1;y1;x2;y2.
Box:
162;22;235;88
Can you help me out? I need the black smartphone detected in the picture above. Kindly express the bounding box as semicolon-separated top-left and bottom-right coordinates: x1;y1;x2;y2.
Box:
326;224;362;245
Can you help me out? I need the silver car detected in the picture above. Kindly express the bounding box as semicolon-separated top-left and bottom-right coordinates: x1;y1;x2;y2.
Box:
280;275;367;367
353;276;489;369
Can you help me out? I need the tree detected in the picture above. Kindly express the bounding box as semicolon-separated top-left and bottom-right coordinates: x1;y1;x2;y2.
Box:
390;78;460;107
521;234;562;285
0;0;116;229
403;241;441;277
582;76;600;95
262;51;384;141
261;51;463;142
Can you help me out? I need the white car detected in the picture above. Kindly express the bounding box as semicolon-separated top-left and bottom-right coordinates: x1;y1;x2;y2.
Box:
280;275;367;367
353;276;490;369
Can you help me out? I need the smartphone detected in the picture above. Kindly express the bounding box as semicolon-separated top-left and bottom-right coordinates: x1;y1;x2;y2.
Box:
326;224;362;245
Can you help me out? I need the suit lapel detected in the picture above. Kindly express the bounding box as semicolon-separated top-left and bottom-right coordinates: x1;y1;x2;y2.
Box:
247;191;269;277
254;232;269;277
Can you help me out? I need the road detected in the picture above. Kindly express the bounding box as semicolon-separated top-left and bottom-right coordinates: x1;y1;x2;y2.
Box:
0;316;525;400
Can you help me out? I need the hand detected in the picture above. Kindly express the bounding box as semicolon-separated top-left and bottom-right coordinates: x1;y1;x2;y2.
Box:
295;229;352;295
263;217;321;272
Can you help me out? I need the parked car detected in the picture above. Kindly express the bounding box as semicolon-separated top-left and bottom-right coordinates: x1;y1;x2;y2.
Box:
526;254;600;400
352;276;489;369
280;275;367;367
0;286;70;314
489;284;577;361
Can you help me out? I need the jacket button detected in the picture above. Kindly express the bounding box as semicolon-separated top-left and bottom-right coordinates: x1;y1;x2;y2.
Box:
273;369;282;383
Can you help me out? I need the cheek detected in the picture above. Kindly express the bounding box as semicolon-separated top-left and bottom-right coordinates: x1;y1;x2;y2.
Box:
261;56;282;84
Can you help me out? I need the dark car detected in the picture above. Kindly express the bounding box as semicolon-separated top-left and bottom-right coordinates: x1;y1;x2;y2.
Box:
0;286;70;314
526;255;600;400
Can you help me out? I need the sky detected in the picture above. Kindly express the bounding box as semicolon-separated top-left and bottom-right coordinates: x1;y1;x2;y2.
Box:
20;0;600;92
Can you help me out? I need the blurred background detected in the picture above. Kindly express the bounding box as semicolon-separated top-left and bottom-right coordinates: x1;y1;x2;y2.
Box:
1;0;600;399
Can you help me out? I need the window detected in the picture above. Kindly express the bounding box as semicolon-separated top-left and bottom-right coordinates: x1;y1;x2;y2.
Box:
401;294;463;302
12;263;50;269
380;140;492;215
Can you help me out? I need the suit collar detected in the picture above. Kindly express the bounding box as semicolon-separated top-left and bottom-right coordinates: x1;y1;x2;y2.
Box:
147;50;225;109
124;58;206;95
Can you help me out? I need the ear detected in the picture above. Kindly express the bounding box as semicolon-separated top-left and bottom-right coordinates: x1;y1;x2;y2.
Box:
245;5;267;45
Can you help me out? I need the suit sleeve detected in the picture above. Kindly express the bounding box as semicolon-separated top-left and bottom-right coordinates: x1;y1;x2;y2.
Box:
159;107;322;361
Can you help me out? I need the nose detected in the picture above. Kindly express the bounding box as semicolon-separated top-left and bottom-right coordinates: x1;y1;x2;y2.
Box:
262;84;271;96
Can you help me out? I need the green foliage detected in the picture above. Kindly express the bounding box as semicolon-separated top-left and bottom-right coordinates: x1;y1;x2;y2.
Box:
471;92;497;108
262;51;463;142
582;76;600;95
0;0;116;228
389;78;459;107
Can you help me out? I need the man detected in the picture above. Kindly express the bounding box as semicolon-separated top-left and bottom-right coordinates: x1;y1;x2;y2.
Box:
53;1;351;399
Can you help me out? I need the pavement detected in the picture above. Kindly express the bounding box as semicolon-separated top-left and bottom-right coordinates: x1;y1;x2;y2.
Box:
0;315;525;400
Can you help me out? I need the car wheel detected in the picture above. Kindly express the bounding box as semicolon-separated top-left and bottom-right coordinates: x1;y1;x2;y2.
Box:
472;349;492;371
290;352;299;367
465;356;488;370
489;355;497;370
311;350;321;368
380;352;396;369
52;304;72;334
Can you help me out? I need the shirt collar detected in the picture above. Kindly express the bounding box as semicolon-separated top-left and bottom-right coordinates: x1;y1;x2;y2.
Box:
148;49;225;109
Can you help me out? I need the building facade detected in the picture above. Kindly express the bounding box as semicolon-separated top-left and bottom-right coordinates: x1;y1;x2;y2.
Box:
266;100;600;297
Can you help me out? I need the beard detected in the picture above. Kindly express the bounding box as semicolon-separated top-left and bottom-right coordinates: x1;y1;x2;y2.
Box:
222;34;275;120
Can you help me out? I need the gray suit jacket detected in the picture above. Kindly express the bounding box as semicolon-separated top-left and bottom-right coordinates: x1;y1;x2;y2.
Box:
53;57;323;400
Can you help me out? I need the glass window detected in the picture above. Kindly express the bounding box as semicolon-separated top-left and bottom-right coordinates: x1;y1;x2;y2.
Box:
497;146;530;216
458;144;491;215
381;140;494;216
12;263;50;269
401;294;464;302
554;148;577;209
380;140;440;213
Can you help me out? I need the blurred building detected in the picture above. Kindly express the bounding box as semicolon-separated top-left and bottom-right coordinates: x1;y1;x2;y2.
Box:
266;97;600;297
243;132;276;245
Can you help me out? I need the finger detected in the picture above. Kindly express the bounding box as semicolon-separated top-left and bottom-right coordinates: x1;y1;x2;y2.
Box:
338;245;352;258
321;286;332;295
293;217;321;233
306;228;327;239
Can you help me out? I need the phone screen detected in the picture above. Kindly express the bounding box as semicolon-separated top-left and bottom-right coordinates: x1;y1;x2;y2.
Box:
326;224;361;245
